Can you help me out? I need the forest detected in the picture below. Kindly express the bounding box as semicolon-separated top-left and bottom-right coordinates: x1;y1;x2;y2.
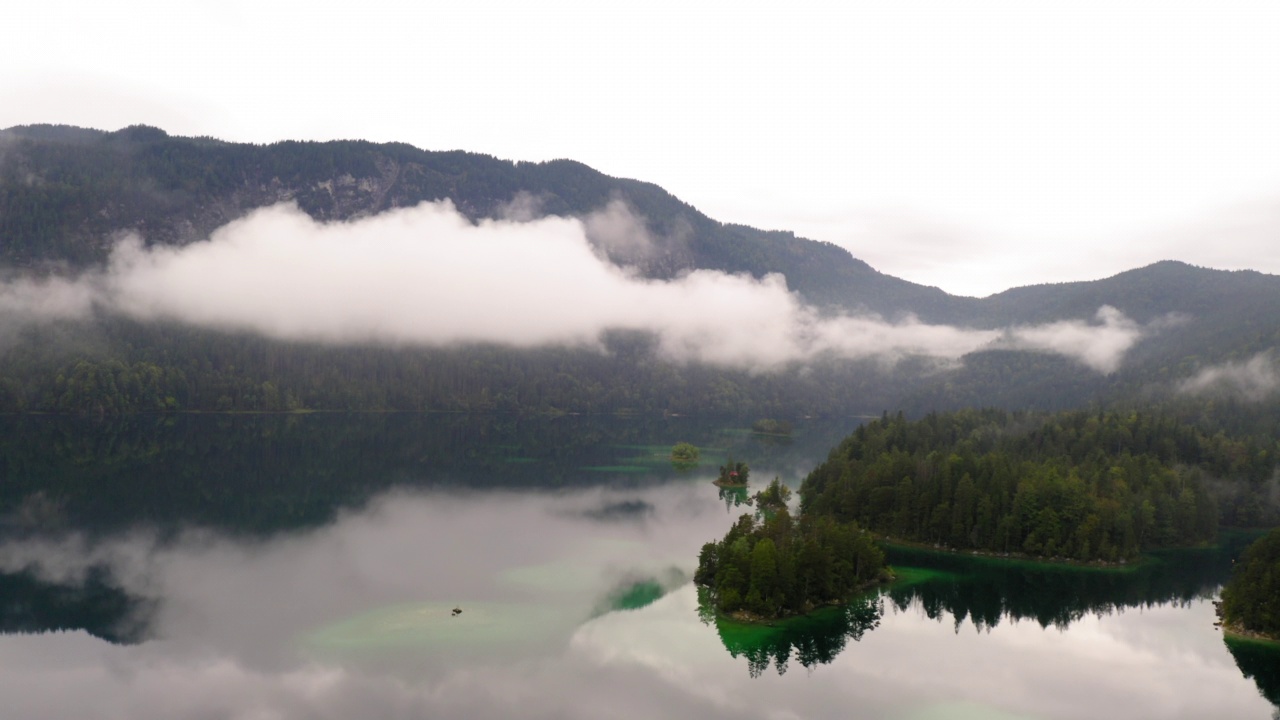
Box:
0;317;913;417
1219;528;1280;640
4;124;1280;419
696;408;1280;622
695;479;888;619
799;409;1279;562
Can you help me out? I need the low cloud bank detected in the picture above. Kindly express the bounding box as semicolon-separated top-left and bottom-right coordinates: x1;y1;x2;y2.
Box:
1178;351;1280;399
0;201;1154;373
995;306;1147;374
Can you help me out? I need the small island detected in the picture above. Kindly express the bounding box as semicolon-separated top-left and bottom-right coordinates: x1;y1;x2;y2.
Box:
670;442;700;465
751;418;793;437
713;459;750;488
695;477;889;622
1219;529;1280;644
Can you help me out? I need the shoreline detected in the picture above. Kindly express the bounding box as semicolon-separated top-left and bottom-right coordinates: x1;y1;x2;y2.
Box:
874;535;1144;570
1215;600;1280;647
704;571;895;627
1221;623;1280;647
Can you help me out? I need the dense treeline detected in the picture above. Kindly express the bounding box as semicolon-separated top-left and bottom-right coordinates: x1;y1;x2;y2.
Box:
695;480;887;618
800;410;1278;562
0;568;144;644
7;126;1280;419
1220;529;1280;640
0;317;908;417
0;413;852;535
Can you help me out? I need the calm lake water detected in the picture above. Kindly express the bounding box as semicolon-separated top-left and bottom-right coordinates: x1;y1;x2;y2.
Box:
0;413;1276;720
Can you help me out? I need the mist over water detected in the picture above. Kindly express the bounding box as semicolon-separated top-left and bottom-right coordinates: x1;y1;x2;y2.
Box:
0;200;1156;373
0;415;1274;720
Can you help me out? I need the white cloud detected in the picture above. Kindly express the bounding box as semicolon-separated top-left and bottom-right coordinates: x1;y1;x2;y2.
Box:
997;306;1148;374
0;201;1152;373
0;275;98;321
1178;351;1280;399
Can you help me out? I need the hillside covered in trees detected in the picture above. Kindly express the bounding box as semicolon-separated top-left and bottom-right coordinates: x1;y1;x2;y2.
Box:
2;125;1280;417
800;410;1279;562
1220;529;1280;641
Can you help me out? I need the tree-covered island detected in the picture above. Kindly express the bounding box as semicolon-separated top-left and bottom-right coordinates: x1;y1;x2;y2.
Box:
751;418;793;436
695;478;889;621
670;442;700;465
713;459;751;488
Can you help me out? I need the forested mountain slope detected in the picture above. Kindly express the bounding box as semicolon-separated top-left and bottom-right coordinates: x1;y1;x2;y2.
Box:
0;124;961;321
2;124;1280;417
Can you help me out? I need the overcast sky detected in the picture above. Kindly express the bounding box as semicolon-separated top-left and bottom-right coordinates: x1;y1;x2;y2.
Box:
5;0;1280;296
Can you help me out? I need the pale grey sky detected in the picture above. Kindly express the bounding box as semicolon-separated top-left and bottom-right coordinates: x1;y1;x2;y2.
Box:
5;0;1280;296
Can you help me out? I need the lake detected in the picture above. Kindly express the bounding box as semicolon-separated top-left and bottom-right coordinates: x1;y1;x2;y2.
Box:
0;413;1275;719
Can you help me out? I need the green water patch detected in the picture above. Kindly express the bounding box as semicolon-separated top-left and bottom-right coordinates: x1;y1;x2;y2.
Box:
1224;634;1280;707
605;580;665;612
580;465;652;473
305;601;563;652
618;454;676;466
889;565;959;589
589;568;687;618
703;592;885;677
610;443;676;457
717;485;753;510
607;443;729;470
1224;629;1280;650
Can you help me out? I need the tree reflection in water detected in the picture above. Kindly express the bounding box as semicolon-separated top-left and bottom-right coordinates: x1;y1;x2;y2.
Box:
705;533;1264;679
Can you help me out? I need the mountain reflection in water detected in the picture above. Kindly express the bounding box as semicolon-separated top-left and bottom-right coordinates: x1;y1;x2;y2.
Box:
0;414;1274;720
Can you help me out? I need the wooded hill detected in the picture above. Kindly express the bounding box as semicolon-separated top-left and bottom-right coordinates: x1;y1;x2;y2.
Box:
799;410;1278;561
2;124;1280;416
1220;528;1280;640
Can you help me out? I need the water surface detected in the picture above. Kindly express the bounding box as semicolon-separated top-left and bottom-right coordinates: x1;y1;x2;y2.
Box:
0;413;1274;719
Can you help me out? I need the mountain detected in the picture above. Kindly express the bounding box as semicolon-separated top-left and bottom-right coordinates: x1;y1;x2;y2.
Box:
0;123;963;322
1;124;1279;420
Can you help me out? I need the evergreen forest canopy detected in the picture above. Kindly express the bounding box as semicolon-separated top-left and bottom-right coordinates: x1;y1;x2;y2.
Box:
1;125;1280;417
1220;528;1280;640
694;482;889;620
800;409;1280;562
696;408;1280;621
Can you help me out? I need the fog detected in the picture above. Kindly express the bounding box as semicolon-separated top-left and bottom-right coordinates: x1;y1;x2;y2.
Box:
0;483;1267;720
0;483;764;720
994;306;1147;374
1179;351;1280;400
0;200;1153;373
